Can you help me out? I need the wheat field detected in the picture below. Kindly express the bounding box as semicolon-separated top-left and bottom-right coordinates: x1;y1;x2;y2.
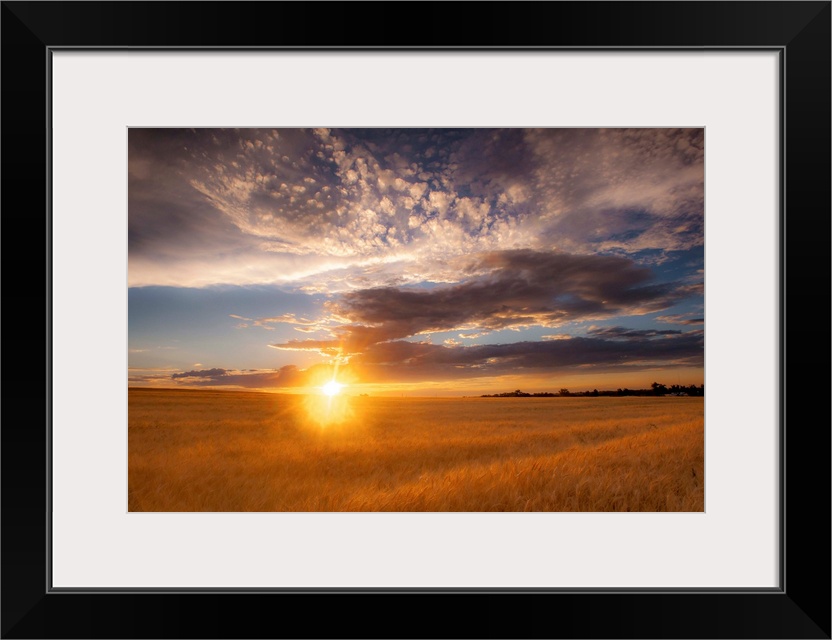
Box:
128;389;704;512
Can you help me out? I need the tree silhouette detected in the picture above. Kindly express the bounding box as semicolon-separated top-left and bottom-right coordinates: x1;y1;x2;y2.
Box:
651;382;668;396
480;382;702;398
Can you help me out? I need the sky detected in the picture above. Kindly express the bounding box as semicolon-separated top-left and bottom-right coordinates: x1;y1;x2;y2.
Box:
128;128;704;396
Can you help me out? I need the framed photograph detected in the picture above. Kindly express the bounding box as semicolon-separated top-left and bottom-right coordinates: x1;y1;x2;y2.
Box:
3;2;829;638
126;125;707;515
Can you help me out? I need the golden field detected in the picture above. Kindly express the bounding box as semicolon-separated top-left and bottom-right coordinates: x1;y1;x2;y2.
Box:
128;389;703;512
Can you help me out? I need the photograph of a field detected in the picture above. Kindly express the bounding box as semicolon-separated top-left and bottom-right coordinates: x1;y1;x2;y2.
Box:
129;389;703;512
129;128;704;512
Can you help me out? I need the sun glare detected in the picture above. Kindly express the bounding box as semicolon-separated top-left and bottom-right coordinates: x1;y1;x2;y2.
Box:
322;381;343;397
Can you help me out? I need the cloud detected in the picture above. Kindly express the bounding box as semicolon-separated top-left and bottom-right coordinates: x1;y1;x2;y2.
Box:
171;367;228;379
345;330;704;383
129;130;705;391
230;312;325;331
168;365;313;388
656;314;705;326
270;249;701;357
156;325;701;389
128;374;172;383
586;326;683;340
459;331;490;339
523;128;704;255
129;128;703;290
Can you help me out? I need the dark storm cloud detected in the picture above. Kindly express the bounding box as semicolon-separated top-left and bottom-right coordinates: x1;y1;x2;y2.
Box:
656;314;705;326
587;326;683;340
348;330;704;383
271;250;700;355
162;329;703;388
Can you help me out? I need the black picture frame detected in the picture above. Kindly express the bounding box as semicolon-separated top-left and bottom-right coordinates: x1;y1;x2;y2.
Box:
2;2;829;638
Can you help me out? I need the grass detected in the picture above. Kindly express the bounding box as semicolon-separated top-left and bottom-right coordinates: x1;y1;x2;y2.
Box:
128;388;704;512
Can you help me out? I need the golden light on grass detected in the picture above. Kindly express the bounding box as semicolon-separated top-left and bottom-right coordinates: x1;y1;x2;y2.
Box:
129;390;704;512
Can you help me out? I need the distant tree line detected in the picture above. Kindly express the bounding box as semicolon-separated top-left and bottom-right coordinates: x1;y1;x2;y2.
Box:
481;383;704;398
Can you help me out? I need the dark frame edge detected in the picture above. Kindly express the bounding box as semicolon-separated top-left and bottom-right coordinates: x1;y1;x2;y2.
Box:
2;1;829;639
2;3;50;638
780;3;831;633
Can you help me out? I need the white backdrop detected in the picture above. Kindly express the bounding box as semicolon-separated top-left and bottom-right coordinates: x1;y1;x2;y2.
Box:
51;51;779;588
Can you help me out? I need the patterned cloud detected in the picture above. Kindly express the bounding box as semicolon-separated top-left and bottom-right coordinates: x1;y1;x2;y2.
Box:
129;128;703;290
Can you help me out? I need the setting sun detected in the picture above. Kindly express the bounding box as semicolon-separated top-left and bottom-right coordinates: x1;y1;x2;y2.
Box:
321;381;343;397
